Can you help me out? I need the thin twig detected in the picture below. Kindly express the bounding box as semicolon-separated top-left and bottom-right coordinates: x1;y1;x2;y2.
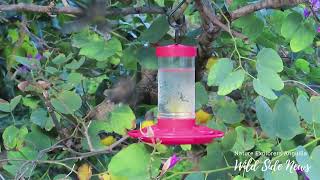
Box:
284;80;320;96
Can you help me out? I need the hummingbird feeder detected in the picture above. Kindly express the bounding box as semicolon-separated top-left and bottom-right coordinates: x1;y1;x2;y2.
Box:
128;0;224;144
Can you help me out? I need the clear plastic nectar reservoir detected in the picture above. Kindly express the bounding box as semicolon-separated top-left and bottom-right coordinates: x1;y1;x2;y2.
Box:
158;57;195;119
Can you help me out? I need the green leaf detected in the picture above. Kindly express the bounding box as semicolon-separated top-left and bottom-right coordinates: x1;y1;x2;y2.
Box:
216;99;242;124
234;176;250;180
231;126;255;152
139;16;169;43
253;79;277;100
25;125;54;150
2;126;28;150
207;58;233;86
107;105;136;135
9;95;22;111
233;14;264;40
180;145;192;151
121;47;138;70
264;167;298;180
256;48;283;73
257;67;284;91
255;95;302;140
30;108;56;131
296;95;313;123
290;22;316;52
296;95;320;124
52;54;67;64
295;58;310;73
0;99;10;112
8;29;19;43
281;12;302;40
67;72;84;86
2;126;19;150
218;69;245;95
296;145;320;179
221;129;237;151
269;10;287;34
311;96;320;124
137;47;158;70
22;96;39;109
16;56;40;69
155;0;164;6
108;143;160;179
4;147;44;177
51;91;82;114
185;173;205;180
228;0;247;11
255;96;276;138
200;143;230;179
45;66;59;74
65;57;85;69
195;82;208;110
78;36;122;61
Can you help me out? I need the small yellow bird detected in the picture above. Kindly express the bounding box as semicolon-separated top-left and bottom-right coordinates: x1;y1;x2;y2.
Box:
98;131;117;146
141;120;155;129
206;56;219;70
196;109;212;124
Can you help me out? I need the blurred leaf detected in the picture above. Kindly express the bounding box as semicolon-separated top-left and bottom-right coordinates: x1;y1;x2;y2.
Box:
51;91;82;114
139;16;169;43
218;69;245;95
207;58;233;86
231;126;255;152
73;31;122;62
255;95;302;140
253;79;277;100
52;54;67;65
195;82;208;110
0;99;10;112
221;129;237;151
107;105;136;135
3;146;45;177
264;168;298;180
65;57;85;70
22;96;39;109
2;125;28;150
297;95;320;125
200;142;230;179
256;48;283;73
233;14;264;40
295;58;310;73
108;143;160;179
216;99;242;124
296;145;320;179
25;125;54;150
185;173;204;180
137;47;157;70
281;12;302;40
30;108;57;131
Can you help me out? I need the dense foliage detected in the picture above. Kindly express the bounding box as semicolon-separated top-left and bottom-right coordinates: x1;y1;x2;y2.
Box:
0;0;320;179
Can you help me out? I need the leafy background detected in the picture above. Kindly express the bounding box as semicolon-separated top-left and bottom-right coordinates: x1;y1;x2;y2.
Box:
0;0;320;179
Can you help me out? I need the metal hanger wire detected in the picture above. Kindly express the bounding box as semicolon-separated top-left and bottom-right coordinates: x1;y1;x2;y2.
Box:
167;0;186;44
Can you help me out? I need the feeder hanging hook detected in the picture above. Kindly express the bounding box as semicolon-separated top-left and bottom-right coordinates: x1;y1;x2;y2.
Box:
167;0;187;44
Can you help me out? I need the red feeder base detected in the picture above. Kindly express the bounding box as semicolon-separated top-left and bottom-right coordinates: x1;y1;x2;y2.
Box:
128;119;224;145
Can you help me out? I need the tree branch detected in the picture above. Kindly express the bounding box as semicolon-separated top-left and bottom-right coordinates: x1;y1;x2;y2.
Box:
231;0;305;20
0;3;165;16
